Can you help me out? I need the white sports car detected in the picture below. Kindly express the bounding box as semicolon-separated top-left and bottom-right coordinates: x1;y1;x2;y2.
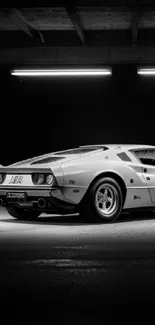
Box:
0;144;155;222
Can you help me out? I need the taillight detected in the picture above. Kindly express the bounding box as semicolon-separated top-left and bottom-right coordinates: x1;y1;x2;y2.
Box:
46;174;54;185
37;174;44;185
32;173;56;186
0;173;6;184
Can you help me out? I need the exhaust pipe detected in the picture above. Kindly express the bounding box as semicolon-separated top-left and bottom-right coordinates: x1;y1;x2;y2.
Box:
0;198;3;206
38;198;46;208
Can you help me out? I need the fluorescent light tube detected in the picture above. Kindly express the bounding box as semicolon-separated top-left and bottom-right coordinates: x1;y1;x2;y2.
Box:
11;68;112;76
137;68;155;75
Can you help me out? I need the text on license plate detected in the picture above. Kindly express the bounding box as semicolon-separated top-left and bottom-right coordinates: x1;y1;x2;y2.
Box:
9;175;24;184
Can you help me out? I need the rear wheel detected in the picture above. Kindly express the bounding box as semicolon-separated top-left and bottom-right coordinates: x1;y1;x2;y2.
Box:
79;177;124;223
6;206;41;221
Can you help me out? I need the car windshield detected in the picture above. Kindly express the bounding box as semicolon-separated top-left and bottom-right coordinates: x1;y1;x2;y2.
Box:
132;149;155;166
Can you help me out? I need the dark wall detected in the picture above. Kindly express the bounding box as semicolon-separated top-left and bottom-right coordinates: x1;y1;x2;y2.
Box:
0;64;154;165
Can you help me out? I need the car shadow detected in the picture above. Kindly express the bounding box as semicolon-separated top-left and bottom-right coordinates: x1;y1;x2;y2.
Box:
0;214;87;226
1;211;155;226
116;211;155;223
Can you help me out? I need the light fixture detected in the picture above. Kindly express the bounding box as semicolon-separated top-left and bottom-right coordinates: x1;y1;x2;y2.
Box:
11;68;112;77
137;68;155;75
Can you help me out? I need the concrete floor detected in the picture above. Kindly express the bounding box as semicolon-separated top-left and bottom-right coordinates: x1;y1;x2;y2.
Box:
1;207;155;324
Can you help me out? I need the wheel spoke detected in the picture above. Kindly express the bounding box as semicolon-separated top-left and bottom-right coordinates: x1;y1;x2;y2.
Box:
104;189;108;196
103;201;107;209
97;193;103;203
107;196;112;203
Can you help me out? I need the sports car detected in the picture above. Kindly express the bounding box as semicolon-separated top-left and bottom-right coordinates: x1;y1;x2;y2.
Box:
0;144;155;223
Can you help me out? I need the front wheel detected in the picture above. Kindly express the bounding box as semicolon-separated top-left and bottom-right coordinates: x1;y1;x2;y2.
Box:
79;177;124;223
6;206;41;221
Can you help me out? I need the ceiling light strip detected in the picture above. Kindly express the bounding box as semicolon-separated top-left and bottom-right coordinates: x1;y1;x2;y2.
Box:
11;69;112;76
137;68;155;75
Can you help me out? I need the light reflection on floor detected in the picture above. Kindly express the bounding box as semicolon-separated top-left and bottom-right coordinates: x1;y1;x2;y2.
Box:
1;207;155;323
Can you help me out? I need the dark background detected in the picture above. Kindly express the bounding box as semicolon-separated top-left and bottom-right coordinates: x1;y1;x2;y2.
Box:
0;64;153;165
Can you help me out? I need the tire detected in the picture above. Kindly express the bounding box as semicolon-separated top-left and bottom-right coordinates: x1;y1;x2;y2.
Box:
6;206;41;221
78;177;124;223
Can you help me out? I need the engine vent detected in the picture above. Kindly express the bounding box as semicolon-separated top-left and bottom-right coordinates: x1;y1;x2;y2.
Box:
117;152;132;162
31;157;65;165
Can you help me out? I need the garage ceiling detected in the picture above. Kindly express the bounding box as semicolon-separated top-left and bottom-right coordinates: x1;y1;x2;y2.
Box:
1;2;155;65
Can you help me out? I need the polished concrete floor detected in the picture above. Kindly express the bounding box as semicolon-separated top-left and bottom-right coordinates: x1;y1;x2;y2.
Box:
1;208;155;324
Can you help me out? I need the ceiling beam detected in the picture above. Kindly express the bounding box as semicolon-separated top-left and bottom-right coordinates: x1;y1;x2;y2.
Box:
1;46;155;64
65;6;86;44
6;8;44;43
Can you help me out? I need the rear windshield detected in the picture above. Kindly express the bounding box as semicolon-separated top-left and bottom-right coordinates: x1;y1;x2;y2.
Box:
31;157;65;165
53;147;108;155
132;149;155;166
10;146;108;167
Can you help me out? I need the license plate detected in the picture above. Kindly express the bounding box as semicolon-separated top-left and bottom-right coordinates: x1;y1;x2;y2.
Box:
8;175;24;185
6;192;26;199
3;174;33;186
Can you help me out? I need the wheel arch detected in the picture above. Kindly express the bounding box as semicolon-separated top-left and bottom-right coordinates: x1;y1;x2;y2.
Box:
80;171;127;206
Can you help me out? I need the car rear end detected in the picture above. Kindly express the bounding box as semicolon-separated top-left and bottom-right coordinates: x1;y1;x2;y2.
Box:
0;167;63;212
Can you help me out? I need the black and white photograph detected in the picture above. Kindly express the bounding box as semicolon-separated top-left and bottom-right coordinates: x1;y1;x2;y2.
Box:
1;1;155;324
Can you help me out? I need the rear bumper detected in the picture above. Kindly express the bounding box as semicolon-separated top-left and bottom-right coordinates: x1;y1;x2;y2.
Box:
0;187;77;212
0;188;52;198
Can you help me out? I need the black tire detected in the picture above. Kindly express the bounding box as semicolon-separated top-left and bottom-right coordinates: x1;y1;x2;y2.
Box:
78;177;124;223
6;206;41;221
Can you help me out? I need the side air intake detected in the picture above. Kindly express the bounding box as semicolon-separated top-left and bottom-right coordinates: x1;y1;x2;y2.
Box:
117;152;132;162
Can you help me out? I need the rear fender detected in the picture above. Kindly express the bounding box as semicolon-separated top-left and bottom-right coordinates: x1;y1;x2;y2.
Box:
61;160;146;204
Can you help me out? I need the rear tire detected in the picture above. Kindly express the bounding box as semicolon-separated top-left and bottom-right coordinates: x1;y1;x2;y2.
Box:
78;177;124;223
6;206;41;221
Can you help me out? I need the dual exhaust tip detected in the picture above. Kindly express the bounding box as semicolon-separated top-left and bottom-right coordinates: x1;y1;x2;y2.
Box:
0;198;46;208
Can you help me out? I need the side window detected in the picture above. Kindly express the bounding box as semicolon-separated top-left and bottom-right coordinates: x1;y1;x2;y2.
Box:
131;150;155;166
